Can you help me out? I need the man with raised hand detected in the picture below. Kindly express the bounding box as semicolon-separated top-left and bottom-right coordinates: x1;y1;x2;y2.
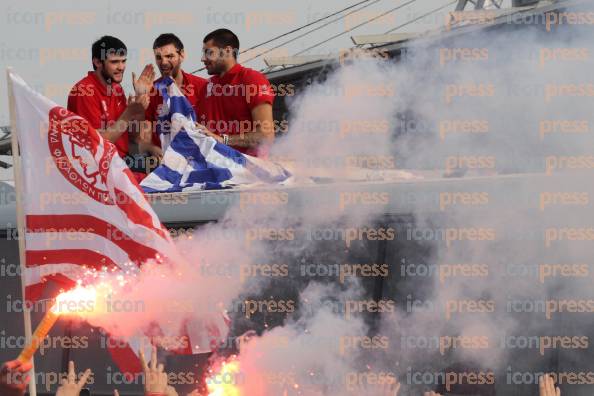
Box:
197;28;275;158
67;35;156;161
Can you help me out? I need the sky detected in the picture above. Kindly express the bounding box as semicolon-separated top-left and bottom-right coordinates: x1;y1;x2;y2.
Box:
0;0;512;126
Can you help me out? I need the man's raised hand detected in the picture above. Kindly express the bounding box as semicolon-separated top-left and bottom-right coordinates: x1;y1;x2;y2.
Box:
539;374;561;396
125;94;150;120
139;345;168;395
0;360;32;396
55;361;92;396
133;64;155;96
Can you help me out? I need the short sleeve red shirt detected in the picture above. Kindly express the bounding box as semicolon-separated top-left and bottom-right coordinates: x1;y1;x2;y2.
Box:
196;64;275;157
145;70;208;146
67;72;128;157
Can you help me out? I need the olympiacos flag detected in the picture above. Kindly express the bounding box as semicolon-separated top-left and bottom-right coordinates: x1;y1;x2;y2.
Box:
9;71;173;302
7;70;227;373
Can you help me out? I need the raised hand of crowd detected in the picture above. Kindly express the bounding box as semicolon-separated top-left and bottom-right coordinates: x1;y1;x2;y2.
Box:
0;360;31;396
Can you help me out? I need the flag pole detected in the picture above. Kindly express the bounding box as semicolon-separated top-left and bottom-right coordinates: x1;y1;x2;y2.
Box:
6;67;37;396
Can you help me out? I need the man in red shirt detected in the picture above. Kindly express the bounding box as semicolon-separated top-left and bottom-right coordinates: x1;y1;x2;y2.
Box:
144;33;208;151
197;29;275;158
67;35;156;160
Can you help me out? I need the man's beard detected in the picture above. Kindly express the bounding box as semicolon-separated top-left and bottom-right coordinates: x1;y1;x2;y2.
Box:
161;65;181;78
206;63;224;75
101;68;118;84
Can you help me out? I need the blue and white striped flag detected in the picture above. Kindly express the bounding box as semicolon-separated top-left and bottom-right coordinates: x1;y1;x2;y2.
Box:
140;77;291;193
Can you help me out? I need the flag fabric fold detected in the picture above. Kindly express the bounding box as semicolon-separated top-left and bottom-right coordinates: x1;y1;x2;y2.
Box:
140;77;291;193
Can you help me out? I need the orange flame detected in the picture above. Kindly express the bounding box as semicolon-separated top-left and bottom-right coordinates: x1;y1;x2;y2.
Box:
206;358;242;396
17;282;112;362
52;282;113;318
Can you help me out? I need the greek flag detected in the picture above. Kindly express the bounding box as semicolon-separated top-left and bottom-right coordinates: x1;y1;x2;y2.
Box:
140;77;290;193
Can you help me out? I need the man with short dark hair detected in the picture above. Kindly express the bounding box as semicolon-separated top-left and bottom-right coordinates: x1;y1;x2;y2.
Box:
197;28;275;158
67;35;156;160
143;33;208;152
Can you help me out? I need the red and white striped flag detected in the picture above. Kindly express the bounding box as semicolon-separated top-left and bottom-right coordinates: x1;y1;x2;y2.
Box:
8;71;227;373
9;71;173;302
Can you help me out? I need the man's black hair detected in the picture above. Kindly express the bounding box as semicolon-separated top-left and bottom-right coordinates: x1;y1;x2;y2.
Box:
153;33;184;52
203;28;239;59
91;36;127;70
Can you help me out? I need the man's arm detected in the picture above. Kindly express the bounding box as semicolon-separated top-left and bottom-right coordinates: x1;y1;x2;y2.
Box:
130;65;163;156
232;102;274;147
201;103;275;148
68;67;155;145
135;120;163;159
104;64;155;144
100;94;148;143
68;89;148;144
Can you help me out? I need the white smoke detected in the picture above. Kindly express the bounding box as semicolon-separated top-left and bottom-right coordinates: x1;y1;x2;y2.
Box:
71;3;594;395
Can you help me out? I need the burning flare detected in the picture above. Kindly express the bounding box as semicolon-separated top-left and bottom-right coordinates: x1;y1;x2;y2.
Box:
206;358;242;396
17;282;113;362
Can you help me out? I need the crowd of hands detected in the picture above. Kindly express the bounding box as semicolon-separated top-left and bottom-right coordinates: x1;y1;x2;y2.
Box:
0;348;561;396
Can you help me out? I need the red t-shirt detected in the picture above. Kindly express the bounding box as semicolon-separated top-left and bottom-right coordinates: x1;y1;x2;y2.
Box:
67;71;129;157
196;64;275;157
146;70;208;147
